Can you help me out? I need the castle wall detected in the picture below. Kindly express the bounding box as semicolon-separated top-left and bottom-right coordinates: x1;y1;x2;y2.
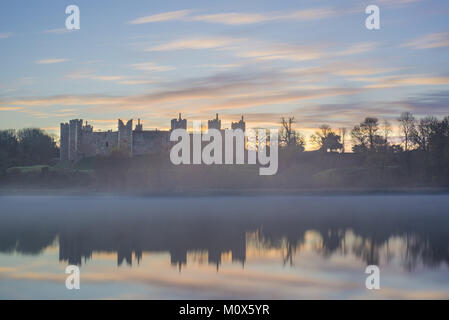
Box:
60;115;246;162
78;131;118;158
132;130;170;155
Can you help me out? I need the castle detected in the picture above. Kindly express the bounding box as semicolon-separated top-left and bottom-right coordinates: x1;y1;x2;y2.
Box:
60;114;246;161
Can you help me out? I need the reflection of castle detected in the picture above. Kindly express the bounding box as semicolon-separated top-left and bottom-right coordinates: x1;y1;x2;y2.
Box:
1;196;449;271
60;114;246;162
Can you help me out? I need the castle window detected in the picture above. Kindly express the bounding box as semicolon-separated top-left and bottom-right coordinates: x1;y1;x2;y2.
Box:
106;142;109;148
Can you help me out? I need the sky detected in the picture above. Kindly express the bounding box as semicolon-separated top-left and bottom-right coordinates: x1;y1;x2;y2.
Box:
1;0;449;142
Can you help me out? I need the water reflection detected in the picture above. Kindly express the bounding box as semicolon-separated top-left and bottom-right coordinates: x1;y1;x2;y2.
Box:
1;195;449;272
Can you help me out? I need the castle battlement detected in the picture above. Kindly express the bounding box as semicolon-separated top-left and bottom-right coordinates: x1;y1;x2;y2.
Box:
60;114;246;162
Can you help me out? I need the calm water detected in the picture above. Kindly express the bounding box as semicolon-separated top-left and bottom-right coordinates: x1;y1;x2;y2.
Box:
0;194;449;299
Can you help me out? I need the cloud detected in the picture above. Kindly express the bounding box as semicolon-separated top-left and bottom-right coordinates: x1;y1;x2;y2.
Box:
191;13;269;25
130;7;342;26
117;80;154;85
0;32;13;39
42;28;71;35
128;9;193;24
402;32;449;49
379;0;422;5
0;106;23;111
66;70;125;82
361;75;449;88
148;37;239;51
130;62;175;72
147;35;375;65
35;58;69;64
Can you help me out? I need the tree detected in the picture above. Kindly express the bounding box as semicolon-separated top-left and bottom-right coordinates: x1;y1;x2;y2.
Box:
351;117;382;152
17;128;58;165
310;125;331;149
310;125;342;152
411;116;438;152
338;128;347;153
321;132;343;152
397;112;416;151
280;117;305;151
382;120;392;145
0;130;19;171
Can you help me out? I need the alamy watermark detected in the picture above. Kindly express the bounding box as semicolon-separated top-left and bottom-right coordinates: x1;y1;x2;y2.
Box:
66;5;80;30
365;265;380;290
169;122;279;176
365;5;380;30
65;265;80;290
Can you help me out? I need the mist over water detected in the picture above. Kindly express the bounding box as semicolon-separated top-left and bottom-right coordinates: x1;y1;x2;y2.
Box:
1;195;449;299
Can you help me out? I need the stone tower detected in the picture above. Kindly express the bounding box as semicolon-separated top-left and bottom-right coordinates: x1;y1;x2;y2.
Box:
68;119;83;161
171;113;187;131
208;113;221;130
118;119;133;155
231;115;246;131
60;123;69;161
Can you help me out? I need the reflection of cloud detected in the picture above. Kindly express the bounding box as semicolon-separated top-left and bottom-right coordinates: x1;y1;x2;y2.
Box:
402;32;449;49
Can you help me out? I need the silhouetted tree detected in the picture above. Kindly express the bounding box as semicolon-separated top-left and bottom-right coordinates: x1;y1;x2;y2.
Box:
280;117;305;151
397;112;416;151
338;127;347;153
311;125;342;152
411;116;438;152
351;117;383;152
0;130;19;172
17;128;58;165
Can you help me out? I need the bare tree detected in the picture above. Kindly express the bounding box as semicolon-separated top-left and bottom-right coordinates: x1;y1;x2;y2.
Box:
338;128;347;153
351;117;382;152
382;120;392;146
397;112;416;151
310;124;332;150
280;117;305;150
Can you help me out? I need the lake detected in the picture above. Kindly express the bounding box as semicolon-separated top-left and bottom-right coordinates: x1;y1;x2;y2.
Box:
0;194;448;299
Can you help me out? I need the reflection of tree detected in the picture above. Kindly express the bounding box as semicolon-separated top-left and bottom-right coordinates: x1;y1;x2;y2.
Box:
1;197;449;272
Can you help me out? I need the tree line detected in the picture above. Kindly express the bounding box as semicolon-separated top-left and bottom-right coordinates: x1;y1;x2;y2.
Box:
0;128;58;173
279;112;449;186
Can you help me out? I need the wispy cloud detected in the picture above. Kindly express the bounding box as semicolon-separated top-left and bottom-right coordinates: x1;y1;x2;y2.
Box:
66;70;125;81
0;32;14;39
35;58;69;64
148;37;239;51
130;7;342;26
128;9;193;24
42;28;71;35
146;36;375;64
402;32;449;49
360;75;449;88
129;62;175;72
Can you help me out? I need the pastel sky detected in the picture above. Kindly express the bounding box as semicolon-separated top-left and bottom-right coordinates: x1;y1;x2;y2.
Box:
1;0;449;139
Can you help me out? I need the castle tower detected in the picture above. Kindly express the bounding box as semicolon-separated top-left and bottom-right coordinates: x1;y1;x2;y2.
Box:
68;119;83;161
171;113;187;131
60;123;69;161
135;119;143;131
118;119;133;156
208;113;221;130
231;115;246;131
